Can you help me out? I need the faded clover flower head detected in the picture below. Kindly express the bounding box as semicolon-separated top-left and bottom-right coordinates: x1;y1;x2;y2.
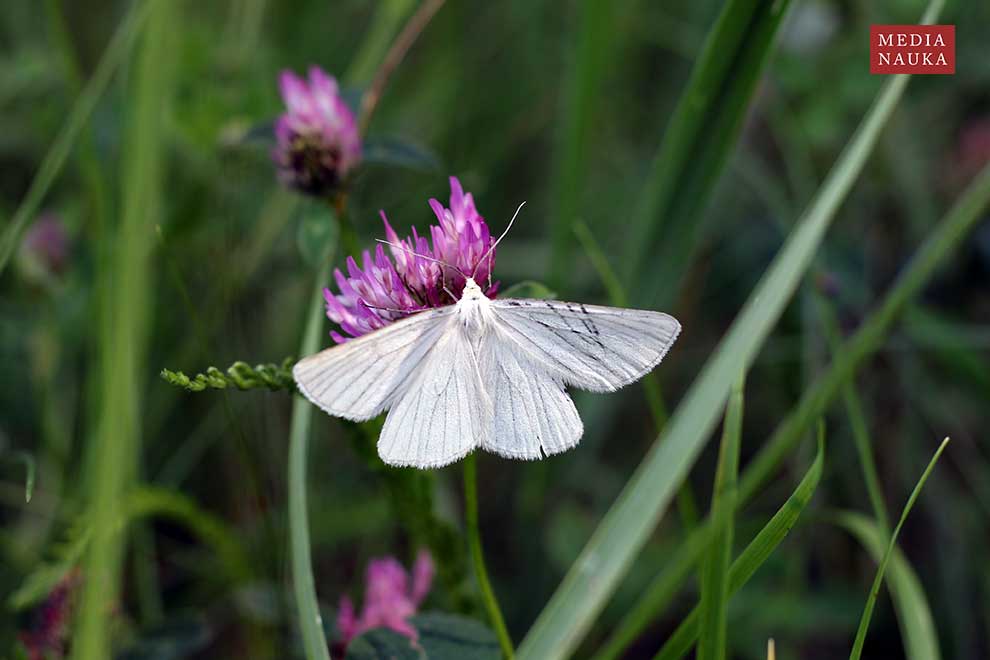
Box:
19;568;80;660
19;213;69;279
324;176;498;343
273;66;361;196
336;550;434;651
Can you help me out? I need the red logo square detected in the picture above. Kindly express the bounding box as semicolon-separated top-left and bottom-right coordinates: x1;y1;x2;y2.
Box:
870;25;955;74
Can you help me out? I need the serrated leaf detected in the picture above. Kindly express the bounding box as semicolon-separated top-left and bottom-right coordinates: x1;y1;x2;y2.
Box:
500;280;556;300
362;136;441;171
413;612;500;660
345;628;425;660
297;203;340;267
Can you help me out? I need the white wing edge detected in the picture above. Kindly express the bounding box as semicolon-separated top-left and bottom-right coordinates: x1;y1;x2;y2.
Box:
292;306;456;422
489;299;682;392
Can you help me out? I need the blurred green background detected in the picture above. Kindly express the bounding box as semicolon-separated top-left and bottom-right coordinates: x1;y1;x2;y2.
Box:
2;0;989;658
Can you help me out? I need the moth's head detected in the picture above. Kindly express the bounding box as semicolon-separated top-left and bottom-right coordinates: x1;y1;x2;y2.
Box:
462;277;485;300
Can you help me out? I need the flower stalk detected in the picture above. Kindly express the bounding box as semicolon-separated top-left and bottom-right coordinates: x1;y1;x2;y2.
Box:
464;453;514;659
288;258;334;660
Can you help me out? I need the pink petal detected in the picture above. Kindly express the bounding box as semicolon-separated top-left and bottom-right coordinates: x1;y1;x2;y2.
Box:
337;596;358;643
411;550;434;606
278;70;310;113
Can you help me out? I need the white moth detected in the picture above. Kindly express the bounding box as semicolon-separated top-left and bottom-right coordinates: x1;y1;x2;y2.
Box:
293;277;680;469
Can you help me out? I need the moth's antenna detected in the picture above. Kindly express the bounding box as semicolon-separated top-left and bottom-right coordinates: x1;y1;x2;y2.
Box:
472;201;525;280
362;302;417;315
375;239;468;280
441;268;459;302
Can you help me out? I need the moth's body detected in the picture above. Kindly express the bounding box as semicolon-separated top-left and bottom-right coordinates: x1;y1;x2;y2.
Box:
294;279;681;468
455;278;492;333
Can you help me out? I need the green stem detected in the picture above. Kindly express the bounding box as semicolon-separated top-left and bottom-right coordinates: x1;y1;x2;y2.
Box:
817;298;891;535
738;156;990;508
849;438;950;660
464;453;514;659
288;260;333;660
0;0;154;277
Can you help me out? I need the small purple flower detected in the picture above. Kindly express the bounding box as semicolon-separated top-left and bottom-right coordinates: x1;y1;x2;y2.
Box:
19;569;80;660
324;177;499;343
273;66;361;196
20;213;69;277
337;551;434;651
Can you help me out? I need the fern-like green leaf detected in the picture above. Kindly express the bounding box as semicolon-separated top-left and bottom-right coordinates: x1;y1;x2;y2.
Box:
161;357;296;392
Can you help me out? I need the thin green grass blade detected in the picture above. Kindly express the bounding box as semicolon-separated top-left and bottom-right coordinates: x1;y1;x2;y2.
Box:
72;1;174;656
574;220;669;428
575;219;691;523
697;376;744;660
625;0;793;304
288;261;334;660
590;520;720;660
128;487;253;584
818;298;890;534
549;0;615;287
573;220;628;307
286;6;418;656
738;157;990;509
517;5;931;653
344;0;416;85
847;438;949;660
902;304;990;397
8;451;36;503
0;0;155;276
834;512;942;660
653;430;825;660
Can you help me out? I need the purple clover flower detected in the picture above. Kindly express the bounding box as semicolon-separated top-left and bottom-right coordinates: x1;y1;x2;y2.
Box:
273;66;361;196
324;177;499;343
20;213;69;277
336;551;434;651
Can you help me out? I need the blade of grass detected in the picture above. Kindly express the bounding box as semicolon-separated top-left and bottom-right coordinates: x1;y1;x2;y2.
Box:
517;4;933;653
286;4;421;656
288;260;335;660
902;304;990;397
345;0;416;85
574;220;669;428
72;1;174;657
817;297;890;534
624;0;794;304
0;0;155;276
43;0;110;237
653;429;825;660
549;0;615;288
591;426;824;660
128;486;253;585
590;518;720;660
738;156;990;509
834;511;942;660
575;220;697;524
697;375;744;660
8;451;36;503
848;438;949;660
